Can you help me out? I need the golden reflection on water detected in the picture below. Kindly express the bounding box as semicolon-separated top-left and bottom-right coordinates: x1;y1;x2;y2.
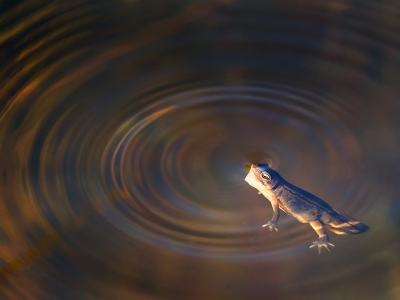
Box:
0;0;400;299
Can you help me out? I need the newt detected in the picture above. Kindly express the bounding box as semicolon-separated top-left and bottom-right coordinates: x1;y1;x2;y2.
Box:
245;164;369;253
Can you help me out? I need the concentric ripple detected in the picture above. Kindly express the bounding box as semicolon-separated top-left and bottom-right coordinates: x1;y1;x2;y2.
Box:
1;1;399;299
69;82;371;259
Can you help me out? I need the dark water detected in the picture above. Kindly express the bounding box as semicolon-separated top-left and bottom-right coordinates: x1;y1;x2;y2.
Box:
0;0;399;299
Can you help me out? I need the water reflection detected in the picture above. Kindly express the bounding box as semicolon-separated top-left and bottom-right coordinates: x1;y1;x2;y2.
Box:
0;0;399;299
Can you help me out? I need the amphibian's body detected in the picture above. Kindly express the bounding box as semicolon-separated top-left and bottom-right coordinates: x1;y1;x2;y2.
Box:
245;164;369;253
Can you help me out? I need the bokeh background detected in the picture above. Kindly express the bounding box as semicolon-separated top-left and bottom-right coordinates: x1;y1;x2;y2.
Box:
1;0;400;299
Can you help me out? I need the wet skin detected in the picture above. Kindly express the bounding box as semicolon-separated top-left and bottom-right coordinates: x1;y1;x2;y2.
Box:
245;164;369;253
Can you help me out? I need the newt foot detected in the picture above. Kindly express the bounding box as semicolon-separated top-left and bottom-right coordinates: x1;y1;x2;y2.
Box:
262;221;278;232
310;236;334;254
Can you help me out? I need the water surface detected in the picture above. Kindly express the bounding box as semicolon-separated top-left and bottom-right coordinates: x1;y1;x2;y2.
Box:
0;0;399;299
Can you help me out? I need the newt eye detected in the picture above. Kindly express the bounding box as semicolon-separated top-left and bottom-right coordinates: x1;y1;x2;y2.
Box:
261;173;270;180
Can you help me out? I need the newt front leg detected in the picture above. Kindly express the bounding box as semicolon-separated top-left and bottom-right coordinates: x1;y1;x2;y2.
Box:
309;220;335;254
262;197;280;232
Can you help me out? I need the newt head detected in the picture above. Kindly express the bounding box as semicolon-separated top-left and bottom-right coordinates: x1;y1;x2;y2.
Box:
245;164;279;193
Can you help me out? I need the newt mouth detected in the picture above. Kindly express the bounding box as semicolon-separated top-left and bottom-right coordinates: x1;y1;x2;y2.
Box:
245;164;259;171
250;164;261;175
245;167;261;187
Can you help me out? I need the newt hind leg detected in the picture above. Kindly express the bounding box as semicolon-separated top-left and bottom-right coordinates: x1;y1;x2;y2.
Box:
309;220;334;254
